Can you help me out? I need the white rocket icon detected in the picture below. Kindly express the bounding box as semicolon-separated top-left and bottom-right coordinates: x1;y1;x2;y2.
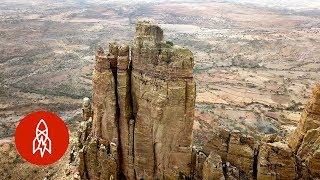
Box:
32;119;52;157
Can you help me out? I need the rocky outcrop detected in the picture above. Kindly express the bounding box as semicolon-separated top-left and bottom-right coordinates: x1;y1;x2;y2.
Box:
201;84;320;180
77;21;195;179
257;142;297;179
77;45;120;180
288;84;320;152
201;130;298;180
202;152;225;180
76;20;320;180
82;97;92;121
226;131;257;179
116;43;134;179
204;128;230;161
131;21;195;179
203;129;257;179
296;127;320;178
289;84;320;178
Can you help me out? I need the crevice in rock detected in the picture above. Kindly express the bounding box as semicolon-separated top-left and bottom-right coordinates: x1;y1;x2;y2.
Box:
222;130;231;179
153;142;157;176
295;155;303;179
293;140;303;154
128;48;136;179
222;162;228;179
184;80;188;111
130;118;136;179
112;60;120;125
83;150;89;179
226;132;231;153
128;48;134;117
110;47;122;177
252;147;259;180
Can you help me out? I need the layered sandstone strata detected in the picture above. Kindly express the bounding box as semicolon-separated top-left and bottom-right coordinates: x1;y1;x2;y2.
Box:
202;152;224;180
78;47;119;179
78;21;195;179
296;127;320;178
289;84;320;178
203;129;257;179
288;84;320;151
201;84;320;180
131;21;195;179
77;20;320;180
257;142;297;179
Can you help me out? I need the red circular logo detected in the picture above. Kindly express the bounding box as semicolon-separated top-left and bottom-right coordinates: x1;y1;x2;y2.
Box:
15;111;69;165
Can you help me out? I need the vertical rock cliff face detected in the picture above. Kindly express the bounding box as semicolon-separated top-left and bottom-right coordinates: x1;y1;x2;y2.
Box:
117;44;134;179
77;21;320;180
202;84;320;180
78;21;195;179
257;142;297;179
288;84;320;178
131;21;195;179
288;84;320;152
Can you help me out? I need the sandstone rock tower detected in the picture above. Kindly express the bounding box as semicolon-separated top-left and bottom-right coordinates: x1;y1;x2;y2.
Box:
77;20;320;180
78;21;195;179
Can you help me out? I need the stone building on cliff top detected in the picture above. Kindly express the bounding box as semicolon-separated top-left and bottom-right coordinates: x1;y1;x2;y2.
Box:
77;21;320;179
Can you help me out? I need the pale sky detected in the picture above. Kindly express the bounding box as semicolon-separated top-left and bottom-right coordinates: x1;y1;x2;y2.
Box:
1;0;320;11
87;0;320;10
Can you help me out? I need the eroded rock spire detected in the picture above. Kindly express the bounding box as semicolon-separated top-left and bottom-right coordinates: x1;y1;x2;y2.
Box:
78;21;196;179
77;21;320;180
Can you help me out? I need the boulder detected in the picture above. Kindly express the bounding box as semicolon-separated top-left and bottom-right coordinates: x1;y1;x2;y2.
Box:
202;152;225;180
257;142;297;179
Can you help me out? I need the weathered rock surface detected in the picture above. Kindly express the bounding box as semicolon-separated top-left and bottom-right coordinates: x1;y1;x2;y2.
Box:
226;131;256;179
288;84;320;178
76;20;320;180
288;84;320;152
203;129;257;179
204;128;230;161
202;152;225;180
257;142;297;179
78;21;195;179
202;84;320;180
117;43;134;179
297;127;320;178
131;21;195;179
82;97;92;121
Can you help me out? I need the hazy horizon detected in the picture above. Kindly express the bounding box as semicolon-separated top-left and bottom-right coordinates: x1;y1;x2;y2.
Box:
1;0;320;11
